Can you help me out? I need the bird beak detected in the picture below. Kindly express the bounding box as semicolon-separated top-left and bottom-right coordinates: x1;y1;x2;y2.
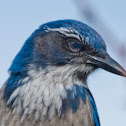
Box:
86;54;126;77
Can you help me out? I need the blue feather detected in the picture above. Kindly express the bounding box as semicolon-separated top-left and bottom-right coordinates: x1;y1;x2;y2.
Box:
88;90;100;126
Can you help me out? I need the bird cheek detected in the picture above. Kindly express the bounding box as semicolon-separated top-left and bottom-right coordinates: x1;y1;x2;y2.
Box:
74;56;88;64
80;56;87;63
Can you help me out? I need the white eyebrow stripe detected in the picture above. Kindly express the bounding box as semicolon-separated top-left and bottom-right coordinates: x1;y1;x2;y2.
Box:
45;27;84;41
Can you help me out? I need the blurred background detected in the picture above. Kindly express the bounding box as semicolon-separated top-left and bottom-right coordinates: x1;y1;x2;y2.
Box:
0;0;126;125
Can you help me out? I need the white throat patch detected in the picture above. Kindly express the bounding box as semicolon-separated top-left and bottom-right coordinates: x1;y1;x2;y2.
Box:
7;64;93;122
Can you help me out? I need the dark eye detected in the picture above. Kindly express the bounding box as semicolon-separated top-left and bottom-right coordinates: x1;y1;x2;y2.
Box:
68;42;82;52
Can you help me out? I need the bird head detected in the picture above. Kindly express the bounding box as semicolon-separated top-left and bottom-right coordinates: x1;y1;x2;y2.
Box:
9;19;126;80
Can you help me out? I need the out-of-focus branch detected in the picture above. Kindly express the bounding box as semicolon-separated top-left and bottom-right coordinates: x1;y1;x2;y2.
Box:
75;0;126;68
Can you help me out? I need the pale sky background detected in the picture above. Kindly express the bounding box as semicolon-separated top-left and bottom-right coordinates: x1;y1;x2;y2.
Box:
0;0;126;126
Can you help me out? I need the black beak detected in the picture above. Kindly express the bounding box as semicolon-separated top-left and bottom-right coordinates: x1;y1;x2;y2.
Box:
86;54;126;77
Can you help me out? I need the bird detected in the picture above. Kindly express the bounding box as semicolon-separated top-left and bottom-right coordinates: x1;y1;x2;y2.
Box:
0;19;126;126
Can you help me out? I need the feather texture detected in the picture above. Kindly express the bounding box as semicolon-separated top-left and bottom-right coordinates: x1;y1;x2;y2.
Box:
0;82;100;126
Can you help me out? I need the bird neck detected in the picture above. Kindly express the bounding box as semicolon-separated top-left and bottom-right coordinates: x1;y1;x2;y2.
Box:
4;64;89;122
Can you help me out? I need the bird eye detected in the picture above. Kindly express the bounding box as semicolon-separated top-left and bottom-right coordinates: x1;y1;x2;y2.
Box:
68;42;82;52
